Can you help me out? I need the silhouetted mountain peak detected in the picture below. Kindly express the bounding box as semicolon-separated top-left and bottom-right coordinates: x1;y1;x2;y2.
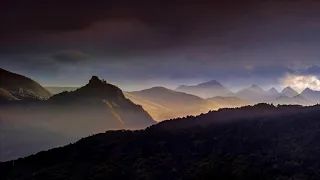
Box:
50;76;125;102
87;76;109;86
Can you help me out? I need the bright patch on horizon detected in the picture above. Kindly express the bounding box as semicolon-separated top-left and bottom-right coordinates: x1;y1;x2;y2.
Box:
282;74;320;92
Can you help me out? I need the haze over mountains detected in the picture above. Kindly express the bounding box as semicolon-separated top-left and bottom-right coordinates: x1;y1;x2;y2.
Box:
280;86;299;98
301;88;320;103
0;69;155;161
45;78;320;121
125;87;219;121
176;80;319;106
1;68;319;161
176;80;234;98
45;77;319;108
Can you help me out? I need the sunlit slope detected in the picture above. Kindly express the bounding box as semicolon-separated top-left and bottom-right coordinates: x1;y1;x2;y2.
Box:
125;87;219;121
0;88;20;101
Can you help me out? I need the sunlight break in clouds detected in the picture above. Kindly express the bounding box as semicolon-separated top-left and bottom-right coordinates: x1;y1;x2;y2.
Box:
282;74;320;92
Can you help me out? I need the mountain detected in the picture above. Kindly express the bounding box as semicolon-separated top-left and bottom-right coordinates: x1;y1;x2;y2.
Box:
267;87;279;96
176;80;234;98
0;68;51;100
0;76;155;161
271;94;310;106
236;84;267;103
0;88;19;101
2;104;320;180
292;94;310;105
45;87;79;94
264;87;280;100
301;88;320;104
125;86;218;121
206;96;248;108
280;86;299;98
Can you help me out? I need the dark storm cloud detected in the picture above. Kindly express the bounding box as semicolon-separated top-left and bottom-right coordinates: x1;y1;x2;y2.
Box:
51;50;88;64
298;65;320;76
2;0;319;45
1;0;320;88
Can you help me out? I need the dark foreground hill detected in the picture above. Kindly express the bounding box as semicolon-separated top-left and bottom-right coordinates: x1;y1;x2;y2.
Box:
0;68;51;100
2;104;320;180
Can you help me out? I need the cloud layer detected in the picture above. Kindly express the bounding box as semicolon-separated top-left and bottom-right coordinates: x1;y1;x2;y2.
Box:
282;74;320;92
0;0;319;89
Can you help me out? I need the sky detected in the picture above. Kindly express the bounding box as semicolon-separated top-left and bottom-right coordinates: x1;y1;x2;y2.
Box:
0;0;319;91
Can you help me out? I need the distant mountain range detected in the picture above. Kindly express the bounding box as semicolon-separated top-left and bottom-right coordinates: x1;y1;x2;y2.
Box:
0;68;51;100
176;80;234;98
235;84;316;105
1;68;319;161
125;87;219;121
236;84;267;103
0;71;155;161
301;88;320;103
175;80;319;106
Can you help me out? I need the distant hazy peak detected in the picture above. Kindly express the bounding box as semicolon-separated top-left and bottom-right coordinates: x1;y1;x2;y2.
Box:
198;80;223;86
282;86;295;91
247;84;264;92
302;87;313;93
281;86;299;97
268;87;279;94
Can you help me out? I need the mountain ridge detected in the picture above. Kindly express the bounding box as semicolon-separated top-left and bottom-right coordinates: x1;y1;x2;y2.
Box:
0;68;51;100
176;80;234;98
126;86;218;121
